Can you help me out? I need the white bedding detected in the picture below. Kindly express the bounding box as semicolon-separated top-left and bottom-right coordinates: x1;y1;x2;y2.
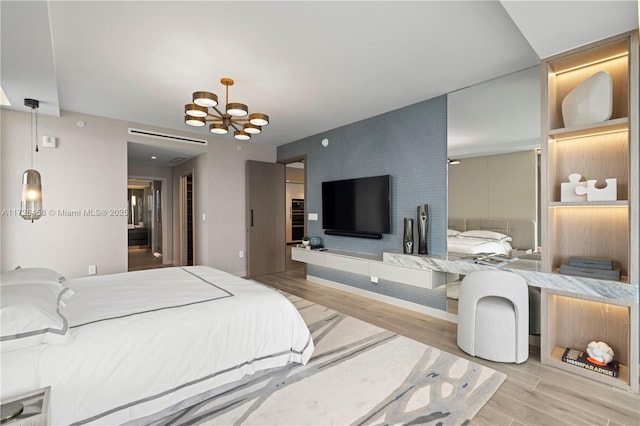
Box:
1;266;314;425
447;235;513;256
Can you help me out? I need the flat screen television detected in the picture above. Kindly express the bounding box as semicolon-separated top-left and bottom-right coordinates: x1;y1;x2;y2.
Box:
322;175;391;239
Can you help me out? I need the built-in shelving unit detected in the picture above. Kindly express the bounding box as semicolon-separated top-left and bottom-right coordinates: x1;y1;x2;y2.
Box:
541;31;638;281
540;31;638;392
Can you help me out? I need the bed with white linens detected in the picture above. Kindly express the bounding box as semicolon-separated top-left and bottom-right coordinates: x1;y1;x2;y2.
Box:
1;265;314;425
447;217;537;256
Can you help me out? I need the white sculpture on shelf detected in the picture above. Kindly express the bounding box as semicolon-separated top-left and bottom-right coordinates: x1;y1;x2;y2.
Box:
574;178;617;201
561;71;613;127
561;173;587;202
560;173;617;202
586;341;614;365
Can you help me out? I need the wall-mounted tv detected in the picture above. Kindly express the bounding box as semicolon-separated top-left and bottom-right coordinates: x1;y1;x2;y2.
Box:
322;175;391;239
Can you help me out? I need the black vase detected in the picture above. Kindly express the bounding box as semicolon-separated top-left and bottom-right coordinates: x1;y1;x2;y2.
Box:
417;204;428;255
403;218;414;254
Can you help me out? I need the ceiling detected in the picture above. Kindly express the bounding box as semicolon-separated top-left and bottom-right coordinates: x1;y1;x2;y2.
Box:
2;1;638;165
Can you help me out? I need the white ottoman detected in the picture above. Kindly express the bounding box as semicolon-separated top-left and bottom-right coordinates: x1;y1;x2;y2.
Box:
457;270;529;363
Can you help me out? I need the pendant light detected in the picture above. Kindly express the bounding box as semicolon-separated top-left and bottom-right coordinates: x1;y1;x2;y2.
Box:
20;98;43;222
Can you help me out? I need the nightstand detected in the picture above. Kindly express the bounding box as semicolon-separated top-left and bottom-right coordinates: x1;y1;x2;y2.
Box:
0;387;50;426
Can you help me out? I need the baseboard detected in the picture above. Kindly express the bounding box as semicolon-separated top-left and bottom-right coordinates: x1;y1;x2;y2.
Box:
307;274;458;324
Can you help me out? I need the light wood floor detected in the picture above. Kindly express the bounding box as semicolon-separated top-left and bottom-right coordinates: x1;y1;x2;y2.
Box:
254;264;640;426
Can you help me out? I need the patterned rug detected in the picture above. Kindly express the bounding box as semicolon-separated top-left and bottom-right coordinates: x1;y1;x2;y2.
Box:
151;293;506;425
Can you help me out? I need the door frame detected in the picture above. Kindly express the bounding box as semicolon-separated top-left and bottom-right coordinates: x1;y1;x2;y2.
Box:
127;175;169;264
281;155;307;272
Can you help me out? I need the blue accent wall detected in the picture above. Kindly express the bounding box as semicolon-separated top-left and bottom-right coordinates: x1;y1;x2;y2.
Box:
277;95;448;310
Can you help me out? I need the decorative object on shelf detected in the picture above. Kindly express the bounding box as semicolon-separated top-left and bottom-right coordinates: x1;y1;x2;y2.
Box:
309;236;323;249
561;71;613;127
560;173;587;202
20;98;43;222
301;236;310;247
559;256;621;281
417;204;429;255
184;77;269;141
561;347;619;377
574;178;617;201
403;217;414;254
586;341;614;365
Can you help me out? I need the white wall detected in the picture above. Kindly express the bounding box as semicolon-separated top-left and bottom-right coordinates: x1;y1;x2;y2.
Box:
1;109;275;278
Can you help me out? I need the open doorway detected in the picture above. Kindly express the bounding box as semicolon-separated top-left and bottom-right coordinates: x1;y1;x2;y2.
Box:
180;172;194;266
127;178;164;271
285;160;305;272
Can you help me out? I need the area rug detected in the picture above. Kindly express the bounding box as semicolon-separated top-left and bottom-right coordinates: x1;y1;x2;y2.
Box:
151;292;506;425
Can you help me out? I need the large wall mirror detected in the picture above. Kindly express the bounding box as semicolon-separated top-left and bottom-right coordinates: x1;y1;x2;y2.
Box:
445;66;541;313
447;65;541;255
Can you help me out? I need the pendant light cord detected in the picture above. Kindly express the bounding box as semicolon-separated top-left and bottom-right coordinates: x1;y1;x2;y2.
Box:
28;105;39;169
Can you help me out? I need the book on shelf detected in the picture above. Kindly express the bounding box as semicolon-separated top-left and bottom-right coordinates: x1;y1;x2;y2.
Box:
458;253;519;267
561;348;620;378
568;256;614;270
559;264;621;281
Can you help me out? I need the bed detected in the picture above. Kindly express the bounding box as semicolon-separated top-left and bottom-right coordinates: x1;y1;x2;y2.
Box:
1;265;314;425
447;217;537;256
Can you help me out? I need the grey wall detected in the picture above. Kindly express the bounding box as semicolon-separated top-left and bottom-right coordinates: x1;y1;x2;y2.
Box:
278;95;448;310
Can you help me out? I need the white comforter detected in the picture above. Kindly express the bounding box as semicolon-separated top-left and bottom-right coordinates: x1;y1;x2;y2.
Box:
1;266;314;425
447;236;513;256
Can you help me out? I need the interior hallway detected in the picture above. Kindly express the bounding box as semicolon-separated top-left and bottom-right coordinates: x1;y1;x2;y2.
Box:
128;248;167;271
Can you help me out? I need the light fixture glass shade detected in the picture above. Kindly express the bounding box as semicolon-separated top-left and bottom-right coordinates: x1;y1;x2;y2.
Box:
185;115;206;127
210;123;228;134
234;130;251;140
185;103;207;117
226;103;248;117
20;169;42;221
192;91;218;107
249;113;269;126
243;123;261;134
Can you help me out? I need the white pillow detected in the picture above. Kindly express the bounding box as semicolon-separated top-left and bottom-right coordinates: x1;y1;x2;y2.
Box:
457;230;512;242
447;229;461;237
1;283;72;352
1;267;66;286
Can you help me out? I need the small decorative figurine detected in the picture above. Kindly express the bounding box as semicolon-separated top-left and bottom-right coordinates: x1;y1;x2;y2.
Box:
586;341;614;365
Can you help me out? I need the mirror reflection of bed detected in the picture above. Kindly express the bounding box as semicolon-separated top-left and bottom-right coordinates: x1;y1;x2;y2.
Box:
445;217;541;334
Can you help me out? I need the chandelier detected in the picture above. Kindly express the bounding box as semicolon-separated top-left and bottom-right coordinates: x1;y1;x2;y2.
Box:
184;77;269;141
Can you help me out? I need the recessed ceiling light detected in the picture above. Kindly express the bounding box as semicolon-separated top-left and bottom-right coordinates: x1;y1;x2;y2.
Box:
151;156;157;160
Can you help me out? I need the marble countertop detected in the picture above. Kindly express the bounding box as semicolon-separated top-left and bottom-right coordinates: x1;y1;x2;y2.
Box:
383;251;638;303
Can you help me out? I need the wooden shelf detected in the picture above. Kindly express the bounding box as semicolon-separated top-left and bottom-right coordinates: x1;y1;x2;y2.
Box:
548;200;628;208
549;117;628;139
549;346;631;390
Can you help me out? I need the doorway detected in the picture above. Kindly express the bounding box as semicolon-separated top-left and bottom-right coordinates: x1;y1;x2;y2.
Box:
180;172;194;266
127;179;164;271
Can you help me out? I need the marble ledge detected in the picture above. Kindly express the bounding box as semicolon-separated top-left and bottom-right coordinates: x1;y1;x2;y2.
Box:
383;251;638;304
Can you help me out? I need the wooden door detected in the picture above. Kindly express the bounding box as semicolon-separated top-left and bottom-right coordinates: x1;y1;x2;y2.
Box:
246;161;285;277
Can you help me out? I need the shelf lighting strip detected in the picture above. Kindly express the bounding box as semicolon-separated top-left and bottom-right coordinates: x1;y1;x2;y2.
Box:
550;128;628;142
553;52;628;75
